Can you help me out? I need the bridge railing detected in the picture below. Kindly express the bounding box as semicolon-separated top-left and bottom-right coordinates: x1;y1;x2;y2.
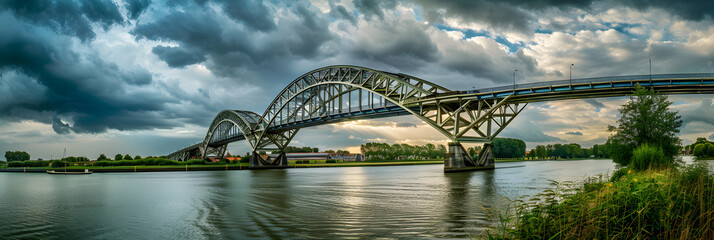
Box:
473;73;714;94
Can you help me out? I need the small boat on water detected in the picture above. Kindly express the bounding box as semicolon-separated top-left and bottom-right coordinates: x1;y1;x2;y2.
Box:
46;148;92;174
47;169;92;175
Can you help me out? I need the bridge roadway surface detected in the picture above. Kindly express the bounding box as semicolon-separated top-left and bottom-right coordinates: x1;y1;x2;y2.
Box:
167;66;714;171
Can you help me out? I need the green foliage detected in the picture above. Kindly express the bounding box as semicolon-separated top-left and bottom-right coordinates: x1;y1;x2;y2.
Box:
61;156;89;162
185;159;207;165
239;158;249;163
114;154;122;161
610;167;630;182
708;143;714;157
494;164;714;239
276;146;319;153
8;160;51;167
467;146;482;160
492;138;526;158
326;159;337;163
631;144;669;171
686;137;714;154
360;142;446;160
694;143;707;157
97;154;108;161
93;157;181;166
134;155;141;160
5;151;30;161
606;84;682;166
123;154;133;160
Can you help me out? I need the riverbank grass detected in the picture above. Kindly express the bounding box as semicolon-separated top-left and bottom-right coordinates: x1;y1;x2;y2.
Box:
491;163;714;239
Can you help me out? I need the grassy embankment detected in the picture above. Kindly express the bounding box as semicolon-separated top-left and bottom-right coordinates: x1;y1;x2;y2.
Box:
489;162;714;239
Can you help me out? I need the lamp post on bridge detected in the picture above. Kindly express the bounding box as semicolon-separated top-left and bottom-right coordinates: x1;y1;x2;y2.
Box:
569;63;574;89
513;69;517;93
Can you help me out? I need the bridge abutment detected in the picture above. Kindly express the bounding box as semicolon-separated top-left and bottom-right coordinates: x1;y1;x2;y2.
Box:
250;151;288;168
444;142;494;172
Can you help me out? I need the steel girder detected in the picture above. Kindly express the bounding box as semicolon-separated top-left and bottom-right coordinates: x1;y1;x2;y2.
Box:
418;95;528;143
251;66;453;149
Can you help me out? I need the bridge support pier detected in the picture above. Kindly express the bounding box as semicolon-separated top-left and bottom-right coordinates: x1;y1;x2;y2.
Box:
250;151;288;168
444;142;494;172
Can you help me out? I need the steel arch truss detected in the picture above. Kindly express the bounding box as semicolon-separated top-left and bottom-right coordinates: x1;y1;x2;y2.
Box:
201;110;298;159
252;66;451;149
172;65;527;163
419;95;528;142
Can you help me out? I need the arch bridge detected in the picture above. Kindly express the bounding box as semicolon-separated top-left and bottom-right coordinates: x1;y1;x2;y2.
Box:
167;65;714;172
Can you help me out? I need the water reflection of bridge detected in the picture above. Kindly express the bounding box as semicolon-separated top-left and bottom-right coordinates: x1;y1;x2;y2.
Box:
167;65;714;172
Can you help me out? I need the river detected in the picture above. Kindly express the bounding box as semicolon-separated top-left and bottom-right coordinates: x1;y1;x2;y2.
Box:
0;160;618;239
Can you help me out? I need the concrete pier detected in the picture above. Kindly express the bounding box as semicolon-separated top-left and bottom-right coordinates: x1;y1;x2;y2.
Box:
444;142;494;172
250;152;288;168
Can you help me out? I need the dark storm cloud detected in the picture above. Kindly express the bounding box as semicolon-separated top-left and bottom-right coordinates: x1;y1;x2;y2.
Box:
330;3;357;24
565;131;583;135
52;116;72;135
0;0;124;41
352;18;438;70
0;11;177;134
217;0;276;31
134;2;333;79
353;0;397;20
364;0;713;35
619;0;714;21
682;99;714;126
151;46;207;68
125;0;151;19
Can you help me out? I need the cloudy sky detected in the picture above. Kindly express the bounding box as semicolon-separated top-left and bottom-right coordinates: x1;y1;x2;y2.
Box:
1;0;713;160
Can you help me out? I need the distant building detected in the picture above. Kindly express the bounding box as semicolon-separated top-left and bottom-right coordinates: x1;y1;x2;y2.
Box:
328;153;364;162
207;152;242;163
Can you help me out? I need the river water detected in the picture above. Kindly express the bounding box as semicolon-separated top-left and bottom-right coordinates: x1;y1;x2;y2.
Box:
0;160;617;239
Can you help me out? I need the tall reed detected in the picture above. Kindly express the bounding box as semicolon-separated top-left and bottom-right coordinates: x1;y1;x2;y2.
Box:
492;163;714;239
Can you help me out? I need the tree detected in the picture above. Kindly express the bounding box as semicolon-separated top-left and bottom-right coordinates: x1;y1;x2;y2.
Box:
134;155;141;160
535;145;547;159
707;143;714;157
4;151;30;161
123;154;133;160
493;138;526;158
114;154;123;161
97;154;108;161
693;144;706;157
606;85;682;166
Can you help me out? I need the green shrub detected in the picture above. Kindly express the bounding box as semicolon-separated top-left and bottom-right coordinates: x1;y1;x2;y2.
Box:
495;164;714;239
92;158;180;167
239;158;249;163
326;159;337;163
707;143;714;157
7;160;52;167
693;143;707;157
610;167;629;182
186;159;207;165
631;144;669;171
